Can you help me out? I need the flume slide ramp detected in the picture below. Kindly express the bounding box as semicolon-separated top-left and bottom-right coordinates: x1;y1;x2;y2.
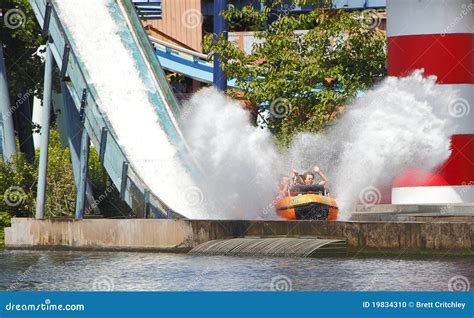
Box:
29;0;206;219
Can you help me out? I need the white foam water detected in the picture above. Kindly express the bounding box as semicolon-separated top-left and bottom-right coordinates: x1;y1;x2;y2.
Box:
181;89;282;219
55;0;208;218
288;71;455;219
183;72;455;220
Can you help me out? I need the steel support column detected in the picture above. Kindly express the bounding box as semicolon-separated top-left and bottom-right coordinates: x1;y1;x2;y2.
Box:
75;89;90;220
75;124;90;220
0;44;17;162
61;81;98;215
35;39;54;219
213;0;228;91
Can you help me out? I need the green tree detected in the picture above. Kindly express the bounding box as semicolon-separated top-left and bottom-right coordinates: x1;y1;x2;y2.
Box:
0;211;11;245
204;0;386;147
1;0;44;98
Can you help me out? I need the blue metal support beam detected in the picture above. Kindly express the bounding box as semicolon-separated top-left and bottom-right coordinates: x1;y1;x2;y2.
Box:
120;161;129;201
61;81;98;216
0;44;17;162
35;39;54;219
99;127;108;164
144;189;150;219
213;0;228;91
16;93;35;163
60;81;81;179
75;89;90;220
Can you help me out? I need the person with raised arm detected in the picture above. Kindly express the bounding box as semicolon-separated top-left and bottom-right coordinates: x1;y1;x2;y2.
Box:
312;165;328;187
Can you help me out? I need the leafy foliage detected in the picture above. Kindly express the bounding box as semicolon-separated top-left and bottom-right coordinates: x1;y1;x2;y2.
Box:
204;0;386;147
0;0;44;99
0;211;11;246
0;128;128;219
0;212;11;227
0;129;76;217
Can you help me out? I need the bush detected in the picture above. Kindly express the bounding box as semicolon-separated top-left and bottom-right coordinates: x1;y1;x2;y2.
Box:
42;130;77;217
1;127;131;219
0;129;77;217
0;150;37;217
0;212;12;246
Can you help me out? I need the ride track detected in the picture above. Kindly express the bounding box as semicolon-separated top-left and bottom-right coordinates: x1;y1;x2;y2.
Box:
28;0;205;219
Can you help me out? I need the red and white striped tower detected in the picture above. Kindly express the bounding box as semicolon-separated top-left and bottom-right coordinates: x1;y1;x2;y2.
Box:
387;0;474;204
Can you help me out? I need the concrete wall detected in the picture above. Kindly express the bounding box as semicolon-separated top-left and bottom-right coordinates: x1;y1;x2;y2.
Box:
5;218;474;255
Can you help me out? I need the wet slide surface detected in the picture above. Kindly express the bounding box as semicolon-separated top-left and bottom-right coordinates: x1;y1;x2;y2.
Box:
28;0;207;218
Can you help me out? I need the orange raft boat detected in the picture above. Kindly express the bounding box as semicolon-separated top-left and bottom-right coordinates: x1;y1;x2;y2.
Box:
274;187;339;220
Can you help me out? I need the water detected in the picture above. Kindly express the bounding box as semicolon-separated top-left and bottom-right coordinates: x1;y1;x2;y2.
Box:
0;250;472;291
183;72;455;220
290;71;455;219
181;89;281;219
55;0;456;221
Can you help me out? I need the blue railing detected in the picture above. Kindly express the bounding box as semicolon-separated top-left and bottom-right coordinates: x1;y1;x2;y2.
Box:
132;0;162;19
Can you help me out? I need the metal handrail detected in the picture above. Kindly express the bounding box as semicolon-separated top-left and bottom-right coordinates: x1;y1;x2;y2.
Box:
149;36;210;61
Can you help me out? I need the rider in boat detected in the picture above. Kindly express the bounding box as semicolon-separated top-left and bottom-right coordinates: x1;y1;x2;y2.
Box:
277;175;291;198
290;165;328;195
274;165;337;220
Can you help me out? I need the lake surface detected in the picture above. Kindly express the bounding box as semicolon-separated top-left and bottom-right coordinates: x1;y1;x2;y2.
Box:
0;250;472;291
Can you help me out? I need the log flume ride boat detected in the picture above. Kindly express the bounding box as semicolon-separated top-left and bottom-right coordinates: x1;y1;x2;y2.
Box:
274;185;338;220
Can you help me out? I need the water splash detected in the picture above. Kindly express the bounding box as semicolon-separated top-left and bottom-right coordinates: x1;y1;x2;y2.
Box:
181;89;282;219
184;71;455;219
289;71;455;219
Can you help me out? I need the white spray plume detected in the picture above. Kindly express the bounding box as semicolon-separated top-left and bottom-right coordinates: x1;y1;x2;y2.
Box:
288;70;455;219
181;89;282;219
184;71;455;220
